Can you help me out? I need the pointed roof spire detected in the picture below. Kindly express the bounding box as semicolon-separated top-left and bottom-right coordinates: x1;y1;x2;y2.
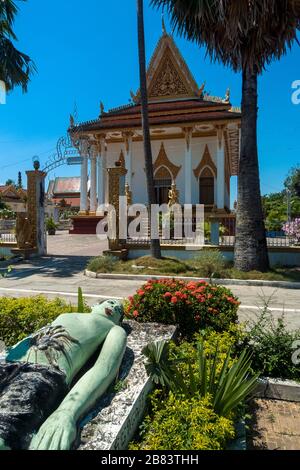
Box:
162;14;167;35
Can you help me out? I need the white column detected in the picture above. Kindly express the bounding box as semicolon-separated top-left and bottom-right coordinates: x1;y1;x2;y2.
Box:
97;135;107;206
124;132;133;188
184;128;193;204
80;141;89;214
217;127;225;210
90;148;97;214
97;154;104;207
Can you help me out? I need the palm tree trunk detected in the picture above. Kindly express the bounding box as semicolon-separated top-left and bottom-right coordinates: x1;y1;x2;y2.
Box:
234;67;269;272
137;0;161;259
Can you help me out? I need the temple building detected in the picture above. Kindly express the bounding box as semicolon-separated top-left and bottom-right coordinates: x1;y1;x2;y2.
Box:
69;29;241;235
47;177;82;210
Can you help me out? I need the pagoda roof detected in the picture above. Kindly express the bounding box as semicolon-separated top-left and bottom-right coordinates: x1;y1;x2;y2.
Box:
71;98;240;134
70;32;241;135
48;177;81;195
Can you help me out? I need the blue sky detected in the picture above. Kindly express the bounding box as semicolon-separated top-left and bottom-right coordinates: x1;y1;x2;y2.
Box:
0;0;299;204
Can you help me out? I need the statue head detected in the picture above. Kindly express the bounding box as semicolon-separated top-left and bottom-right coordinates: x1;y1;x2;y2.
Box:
91;300;124;325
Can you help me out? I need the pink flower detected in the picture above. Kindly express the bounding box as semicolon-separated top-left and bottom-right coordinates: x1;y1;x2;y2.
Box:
133;310;139;318
164;292;172;298
171;297;178;304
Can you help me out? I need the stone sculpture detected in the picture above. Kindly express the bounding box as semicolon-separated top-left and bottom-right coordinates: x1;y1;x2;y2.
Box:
168;182;179;207
15;213;33;249
0;300;127;451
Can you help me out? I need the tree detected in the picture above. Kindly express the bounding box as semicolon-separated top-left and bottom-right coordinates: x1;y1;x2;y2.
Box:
5;178;15;187
151;0;300;272
285;166;300;197
17;171;22;189
0;0;35;92
137;0;161;259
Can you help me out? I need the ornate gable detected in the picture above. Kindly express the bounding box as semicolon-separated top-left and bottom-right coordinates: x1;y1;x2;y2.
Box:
148;46;192;100
154;143;182;180
131;34;199;103
194;145;217;179
147;35;199;101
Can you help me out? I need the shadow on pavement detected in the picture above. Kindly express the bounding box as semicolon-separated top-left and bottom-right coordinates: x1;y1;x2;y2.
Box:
3;255;91;280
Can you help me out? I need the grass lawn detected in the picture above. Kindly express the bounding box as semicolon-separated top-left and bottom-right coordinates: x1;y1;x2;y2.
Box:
87;254;300;283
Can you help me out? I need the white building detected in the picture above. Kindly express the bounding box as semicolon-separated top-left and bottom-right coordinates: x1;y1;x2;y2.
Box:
69;30;241;234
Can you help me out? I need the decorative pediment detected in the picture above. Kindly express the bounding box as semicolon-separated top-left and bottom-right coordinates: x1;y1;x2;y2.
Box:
131;34;199;103
154;143;181;180
194;145;217;179
148;47;192;100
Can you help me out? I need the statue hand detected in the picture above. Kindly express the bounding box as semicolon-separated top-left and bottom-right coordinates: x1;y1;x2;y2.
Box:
29;410;77;451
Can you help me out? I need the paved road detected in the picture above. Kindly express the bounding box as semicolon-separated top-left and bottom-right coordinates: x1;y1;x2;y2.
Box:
0;231;299;330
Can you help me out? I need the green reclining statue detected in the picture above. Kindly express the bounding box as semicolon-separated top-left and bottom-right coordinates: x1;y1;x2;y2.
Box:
0;300;127;451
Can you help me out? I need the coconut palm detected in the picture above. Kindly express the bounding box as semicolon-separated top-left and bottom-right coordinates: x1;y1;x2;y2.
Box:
0;0;35;92
137;0;162;259
151;0;300;271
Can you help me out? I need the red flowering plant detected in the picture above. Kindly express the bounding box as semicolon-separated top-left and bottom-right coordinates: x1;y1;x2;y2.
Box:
125;279;240;337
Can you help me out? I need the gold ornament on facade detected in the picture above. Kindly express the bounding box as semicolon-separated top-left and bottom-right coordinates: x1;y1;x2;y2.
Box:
148;51;190;99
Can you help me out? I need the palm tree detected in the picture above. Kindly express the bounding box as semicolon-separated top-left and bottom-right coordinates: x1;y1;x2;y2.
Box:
151;0;300;272
0;0;35;92
137;0;162;259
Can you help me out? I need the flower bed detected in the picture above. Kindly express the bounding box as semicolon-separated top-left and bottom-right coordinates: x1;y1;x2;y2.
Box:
125;279;240;337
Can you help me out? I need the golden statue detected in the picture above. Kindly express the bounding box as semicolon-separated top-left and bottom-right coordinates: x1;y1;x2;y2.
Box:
16;213;34;249
168;182;179;207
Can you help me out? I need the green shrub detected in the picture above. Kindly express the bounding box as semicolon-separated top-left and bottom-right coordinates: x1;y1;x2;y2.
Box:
143;332;258;417
193;249;227;278
245;309;300;381
129;390;235;450
0;296;72;347
125;279;239;337
87;255;118;273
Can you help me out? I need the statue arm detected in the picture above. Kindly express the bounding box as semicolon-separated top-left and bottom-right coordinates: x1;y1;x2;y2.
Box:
30;325;127;450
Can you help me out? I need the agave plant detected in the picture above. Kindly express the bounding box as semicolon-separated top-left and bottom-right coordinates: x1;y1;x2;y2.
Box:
143;338;259;417
142;341;189;394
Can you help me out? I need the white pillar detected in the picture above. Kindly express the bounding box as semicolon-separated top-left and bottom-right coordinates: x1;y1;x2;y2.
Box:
97;135;107;207
217;127;225;210
124;132;133;188
80;141;89;214
97;154;104;206
184;128;193;204
90;149;97;214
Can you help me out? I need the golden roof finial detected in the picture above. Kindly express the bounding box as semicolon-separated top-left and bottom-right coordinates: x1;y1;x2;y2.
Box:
197;82;206;98
130;90;140;104
69;114;75;127
100;101;105;116
224;88;231;103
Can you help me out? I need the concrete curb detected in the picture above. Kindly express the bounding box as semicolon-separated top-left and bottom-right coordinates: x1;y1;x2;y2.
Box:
85;270;300;289
255;377;300;402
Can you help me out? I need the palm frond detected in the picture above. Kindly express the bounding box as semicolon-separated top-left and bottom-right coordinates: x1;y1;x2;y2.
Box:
151;0;300;73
